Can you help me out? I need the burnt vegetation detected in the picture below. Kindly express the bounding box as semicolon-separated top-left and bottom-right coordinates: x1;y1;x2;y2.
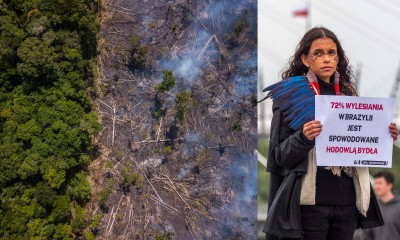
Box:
90;0;257;239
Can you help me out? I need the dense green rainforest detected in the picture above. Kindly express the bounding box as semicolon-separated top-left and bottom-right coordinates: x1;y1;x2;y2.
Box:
0;0;101;239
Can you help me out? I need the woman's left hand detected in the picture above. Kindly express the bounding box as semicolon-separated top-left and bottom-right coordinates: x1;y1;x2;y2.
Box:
389;122;398;141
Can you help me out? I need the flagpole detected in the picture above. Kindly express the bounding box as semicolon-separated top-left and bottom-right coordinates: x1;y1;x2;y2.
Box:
306;0;311;31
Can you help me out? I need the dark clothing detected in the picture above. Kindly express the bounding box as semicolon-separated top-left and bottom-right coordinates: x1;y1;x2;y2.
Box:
362;196;400;240
264;172;305;239
317;77;336;95
301;205;359;240
263;77;384;240
315;78;356;206
315;168;356;205
263;100;314;239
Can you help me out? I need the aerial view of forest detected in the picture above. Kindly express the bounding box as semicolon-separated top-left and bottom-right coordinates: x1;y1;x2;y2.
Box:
0;0;257;239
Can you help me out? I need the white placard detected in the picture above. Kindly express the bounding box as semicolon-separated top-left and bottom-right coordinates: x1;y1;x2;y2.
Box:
315;95;395;168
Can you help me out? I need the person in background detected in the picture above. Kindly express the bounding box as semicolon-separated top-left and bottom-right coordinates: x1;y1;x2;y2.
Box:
362;171;400;240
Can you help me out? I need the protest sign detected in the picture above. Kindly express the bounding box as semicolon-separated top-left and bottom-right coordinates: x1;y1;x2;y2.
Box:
315;96;394;168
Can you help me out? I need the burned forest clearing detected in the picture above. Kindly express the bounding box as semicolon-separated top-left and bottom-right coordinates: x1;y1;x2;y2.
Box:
89;0;257;239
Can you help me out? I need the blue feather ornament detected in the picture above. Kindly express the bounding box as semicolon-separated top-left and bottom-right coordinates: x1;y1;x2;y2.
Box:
263;76;315;131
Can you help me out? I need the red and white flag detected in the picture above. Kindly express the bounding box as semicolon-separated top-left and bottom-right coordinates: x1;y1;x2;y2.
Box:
293;2;308;17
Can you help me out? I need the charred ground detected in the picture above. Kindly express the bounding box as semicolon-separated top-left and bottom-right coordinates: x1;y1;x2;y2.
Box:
88;0;257;239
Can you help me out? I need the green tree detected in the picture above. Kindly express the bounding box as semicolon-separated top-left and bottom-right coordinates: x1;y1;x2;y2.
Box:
130;35;149;68
71;205;85;231
156;70;176;93
0;14;26;70
67;172;91;203
52;195;72;223
175;91;192;122
16;37;58;80
53;224;73;240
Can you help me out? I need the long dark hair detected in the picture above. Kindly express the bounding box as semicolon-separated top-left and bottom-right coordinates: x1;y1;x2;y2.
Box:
281;27;357;96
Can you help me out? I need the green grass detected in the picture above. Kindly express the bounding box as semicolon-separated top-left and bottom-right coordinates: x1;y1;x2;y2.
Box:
258;138;269;209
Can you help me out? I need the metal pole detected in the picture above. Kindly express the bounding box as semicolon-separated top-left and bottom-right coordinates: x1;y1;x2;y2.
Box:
306;0;311;31
390;61;400;99
354;62;362;91
391;60;400;125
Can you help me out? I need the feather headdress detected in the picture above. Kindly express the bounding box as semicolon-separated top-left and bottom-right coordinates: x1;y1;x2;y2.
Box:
262;71;340;131
263;76;315;131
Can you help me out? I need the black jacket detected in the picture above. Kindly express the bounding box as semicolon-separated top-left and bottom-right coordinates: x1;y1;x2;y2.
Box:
262;101;384;240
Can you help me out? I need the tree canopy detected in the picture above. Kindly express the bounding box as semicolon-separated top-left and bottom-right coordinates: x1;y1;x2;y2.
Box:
0;0;100;238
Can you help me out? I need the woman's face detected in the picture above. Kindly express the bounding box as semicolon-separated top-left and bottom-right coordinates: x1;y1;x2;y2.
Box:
301;37;338;83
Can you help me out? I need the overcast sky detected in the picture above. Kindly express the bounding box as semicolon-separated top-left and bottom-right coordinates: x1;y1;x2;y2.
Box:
258;0;400;126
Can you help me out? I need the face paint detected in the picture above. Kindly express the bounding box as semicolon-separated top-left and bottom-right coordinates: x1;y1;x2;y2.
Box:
309;49;337;62
309;55;317;62
334;55;339;62
302;38;338;83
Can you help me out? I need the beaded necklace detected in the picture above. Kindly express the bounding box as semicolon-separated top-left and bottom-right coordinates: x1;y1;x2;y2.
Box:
306;70;340;96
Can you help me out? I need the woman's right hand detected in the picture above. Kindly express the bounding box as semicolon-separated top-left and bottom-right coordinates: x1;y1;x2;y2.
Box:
302;120;323;141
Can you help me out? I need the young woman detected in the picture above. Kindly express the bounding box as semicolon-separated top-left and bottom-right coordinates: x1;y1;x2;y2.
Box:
261;27;398;240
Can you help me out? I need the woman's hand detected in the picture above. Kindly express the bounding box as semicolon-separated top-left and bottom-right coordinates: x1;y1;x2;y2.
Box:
302;120;323;141
389;122;398;141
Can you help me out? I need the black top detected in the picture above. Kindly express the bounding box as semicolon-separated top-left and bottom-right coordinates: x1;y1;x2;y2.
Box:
315;77;356;206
